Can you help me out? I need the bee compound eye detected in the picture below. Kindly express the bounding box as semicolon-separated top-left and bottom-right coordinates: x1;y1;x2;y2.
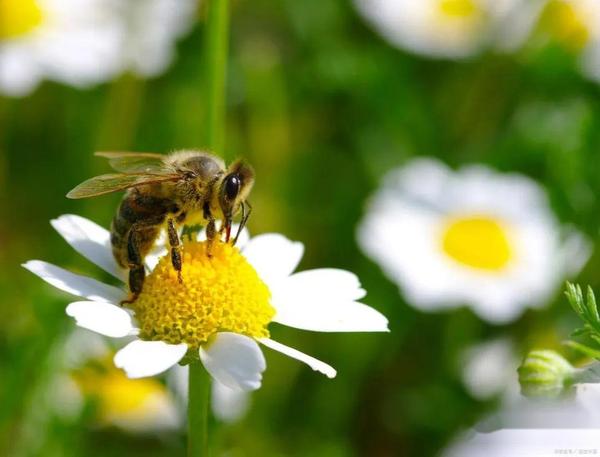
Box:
224;175;241;200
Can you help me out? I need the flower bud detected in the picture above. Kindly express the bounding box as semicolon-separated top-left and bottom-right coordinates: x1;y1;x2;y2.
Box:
518;350;575;398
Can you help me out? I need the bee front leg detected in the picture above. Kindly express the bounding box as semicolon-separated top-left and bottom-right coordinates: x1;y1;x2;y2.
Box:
167;218;183;284
203;203;217;257
122;227;145;305
206;218;217;257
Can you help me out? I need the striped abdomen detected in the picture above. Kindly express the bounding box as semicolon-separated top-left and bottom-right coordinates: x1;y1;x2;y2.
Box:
110;189;177;268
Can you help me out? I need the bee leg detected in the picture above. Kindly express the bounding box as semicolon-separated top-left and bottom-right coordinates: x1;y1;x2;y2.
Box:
206;219;217;257
122;228;145;304
233;200;252;245
167;218;183;284
203;203;217;257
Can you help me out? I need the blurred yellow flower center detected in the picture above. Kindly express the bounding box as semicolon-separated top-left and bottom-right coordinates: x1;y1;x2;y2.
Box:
0;0;44;40
74;364;172;426
541;0;590;51
438;0;478;18
97;372;168;421
441;216;512;271
130;241;274;350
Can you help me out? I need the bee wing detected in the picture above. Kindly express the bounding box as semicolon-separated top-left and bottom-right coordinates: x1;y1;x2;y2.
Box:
95;151;169;174
66;173;180;199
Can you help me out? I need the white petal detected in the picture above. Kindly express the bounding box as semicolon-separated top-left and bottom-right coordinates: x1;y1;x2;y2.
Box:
66;301;134;338
274;300;389;333
212;380;250;423
23;260;123;303
199;333;266;391
278;269;366;302
259;338;336;379
271;268;387;332
51;214;124;280
242;234;304;285
114;340;187;379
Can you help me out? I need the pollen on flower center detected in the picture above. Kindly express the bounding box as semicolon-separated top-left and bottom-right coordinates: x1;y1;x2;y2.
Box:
0;0;44;40
129;241;274;350
441;215;513;271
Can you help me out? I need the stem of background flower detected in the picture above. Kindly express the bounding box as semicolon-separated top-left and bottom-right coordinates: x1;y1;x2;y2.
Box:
188;361;211;457
203;0;229;158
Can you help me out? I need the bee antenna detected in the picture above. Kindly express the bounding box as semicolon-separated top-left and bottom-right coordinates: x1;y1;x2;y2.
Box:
233;201;252;245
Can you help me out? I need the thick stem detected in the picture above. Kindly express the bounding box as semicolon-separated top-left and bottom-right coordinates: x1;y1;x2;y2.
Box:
204;0;229;157
188;361;211;457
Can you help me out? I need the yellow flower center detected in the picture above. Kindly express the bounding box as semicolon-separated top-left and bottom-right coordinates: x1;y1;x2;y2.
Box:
540;0;590;51
441;215;512;271
74;363;173;425
97;373;168;419
0;0;44;40
438;0;478;18
130;241;274;350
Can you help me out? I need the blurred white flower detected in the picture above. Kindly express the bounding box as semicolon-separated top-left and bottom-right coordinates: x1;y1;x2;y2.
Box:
24;214;388;394
443;383;600;457
51;331;181;433
0;0;197;97
120;0;198;77
354;0;521;59
462;338;519;400
357;158;591;323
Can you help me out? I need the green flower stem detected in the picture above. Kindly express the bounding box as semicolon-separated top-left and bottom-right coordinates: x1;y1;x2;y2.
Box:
188;361;211;457
204;0;229;157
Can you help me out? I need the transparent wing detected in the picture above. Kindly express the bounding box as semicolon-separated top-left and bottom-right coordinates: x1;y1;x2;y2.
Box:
66;173;179;199
95;151;169;174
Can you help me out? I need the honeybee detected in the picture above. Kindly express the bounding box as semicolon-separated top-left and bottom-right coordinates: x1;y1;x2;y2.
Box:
67;150;254;302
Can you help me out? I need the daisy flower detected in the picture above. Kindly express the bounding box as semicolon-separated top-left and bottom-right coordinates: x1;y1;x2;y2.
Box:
118;0;198;78
357;158;590;324
353;0;521;59
72;360;181;433
52;331;181;433
24;214;388;393
0;0;197;97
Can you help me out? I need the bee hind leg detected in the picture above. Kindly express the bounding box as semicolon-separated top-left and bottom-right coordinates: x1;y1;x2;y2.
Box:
167;218;183;284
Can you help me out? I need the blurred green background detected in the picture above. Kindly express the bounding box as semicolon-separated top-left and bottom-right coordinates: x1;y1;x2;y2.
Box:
3;0;600;456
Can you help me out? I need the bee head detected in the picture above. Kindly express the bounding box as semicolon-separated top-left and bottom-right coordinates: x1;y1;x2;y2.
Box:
219;159;254;242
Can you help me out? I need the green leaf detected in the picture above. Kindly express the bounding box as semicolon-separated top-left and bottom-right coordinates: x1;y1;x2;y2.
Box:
564;340;600;360
565;283;600;342
570;327;590;338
